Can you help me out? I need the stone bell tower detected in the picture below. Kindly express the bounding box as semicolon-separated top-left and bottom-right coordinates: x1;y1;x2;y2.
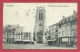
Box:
34;6;46;43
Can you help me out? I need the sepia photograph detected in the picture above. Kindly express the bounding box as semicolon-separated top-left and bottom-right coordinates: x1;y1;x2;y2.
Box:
3;3;77;49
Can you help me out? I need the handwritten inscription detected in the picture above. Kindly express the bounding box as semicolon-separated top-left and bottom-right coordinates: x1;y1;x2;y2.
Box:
4;4;14;7
48;5;69;7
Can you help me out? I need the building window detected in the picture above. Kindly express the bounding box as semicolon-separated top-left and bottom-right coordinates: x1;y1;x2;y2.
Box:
63;20;64;23
62;25;64;29
66;24;68;29
56;30;58;32
26;33;28;37
61;25;63;29
59;32;60;34
66;30;68;35
62;31;64;36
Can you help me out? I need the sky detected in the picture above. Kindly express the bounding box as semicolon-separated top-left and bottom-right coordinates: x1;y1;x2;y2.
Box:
3;3;77;32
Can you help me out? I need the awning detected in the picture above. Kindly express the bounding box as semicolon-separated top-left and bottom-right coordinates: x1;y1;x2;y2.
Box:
52;39;56;41
22;40;31;42
47;39;56;41
15;39;22;41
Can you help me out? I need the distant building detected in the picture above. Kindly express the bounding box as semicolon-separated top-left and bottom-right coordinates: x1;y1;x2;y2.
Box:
3;24;23;43
58;11;77;46
49;23;58;39
48;11;77;46
22;32;31;43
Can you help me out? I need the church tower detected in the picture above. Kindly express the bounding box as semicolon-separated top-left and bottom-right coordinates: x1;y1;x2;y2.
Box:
34;6;46;43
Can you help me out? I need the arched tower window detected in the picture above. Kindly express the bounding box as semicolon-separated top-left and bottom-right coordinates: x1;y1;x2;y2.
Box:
39;13;41;20
39;13;43;20
40;13;42;20
39;23;42;26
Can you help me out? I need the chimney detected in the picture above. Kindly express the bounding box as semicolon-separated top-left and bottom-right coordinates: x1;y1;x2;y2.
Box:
63;16;65;19
73;10;76;14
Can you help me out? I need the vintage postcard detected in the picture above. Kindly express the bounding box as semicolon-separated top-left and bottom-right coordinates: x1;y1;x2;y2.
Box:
3;3;77;49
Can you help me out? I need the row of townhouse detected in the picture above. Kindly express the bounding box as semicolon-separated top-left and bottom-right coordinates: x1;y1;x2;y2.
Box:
3;24;31;44
48;11;77;47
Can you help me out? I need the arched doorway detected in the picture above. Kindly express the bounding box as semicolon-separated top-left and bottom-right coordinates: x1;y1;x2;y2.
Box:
37;31;43;43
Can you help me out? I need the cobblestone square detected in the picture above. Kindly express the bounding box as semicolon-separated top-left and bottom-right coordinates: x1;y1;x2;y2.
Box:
3;43;77;49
